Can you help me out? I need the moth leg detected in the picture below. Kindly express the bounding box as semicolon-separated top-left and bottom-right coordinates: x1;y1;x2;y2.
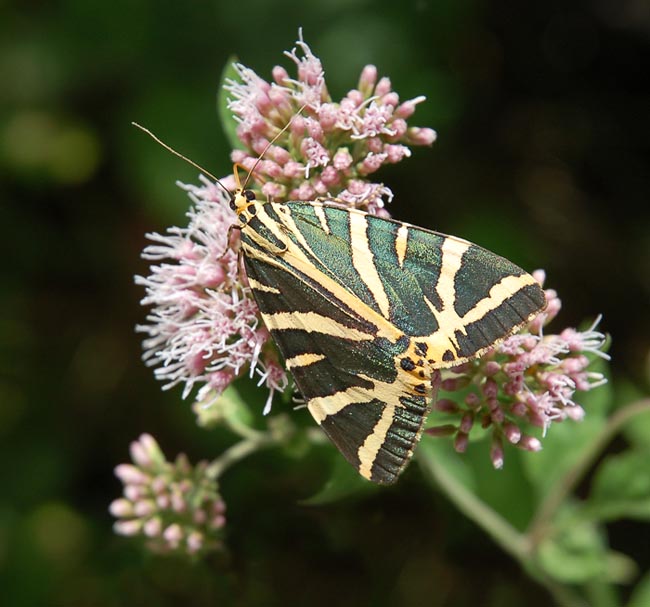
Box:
291;389;306;410
315;185;384;209
216;223;241;260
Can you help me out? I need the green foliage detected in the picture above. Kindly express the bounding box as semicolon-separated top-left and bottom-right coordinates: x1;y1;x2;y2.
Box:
588;450;650;522
193;385;255;430
536;511;614;583
193;359;650;607
301;456;378;506
217;57;245;152
629;571;650;607
414;363;650;606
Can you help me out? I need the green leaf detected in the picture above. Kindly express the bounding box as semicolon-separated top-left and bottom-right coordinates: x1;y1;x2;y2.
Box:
585;450;650;521
270;414;311;460
522;409;607;502
628;570;650;607
416;436;477;494
537;510;610;583
418;437;537;532
222;384;255;427
603;550;638;585
418;438;534;561
217;56;244;151
193;384;254;430
301;456;377;505
468;445;537;529
584;574;624;607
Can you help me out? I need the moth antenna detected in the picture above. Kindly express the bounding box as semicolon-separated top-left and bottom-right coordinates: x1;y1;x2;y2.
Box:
240;103;308;192
233;162;244;190
132;122;232;198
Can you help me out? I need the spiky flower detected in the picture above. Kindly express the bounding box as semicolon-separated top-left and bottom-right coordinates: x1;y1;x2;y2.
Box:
110;434;226;556
225;29;436;216
426;271;609;468
135;177;287;412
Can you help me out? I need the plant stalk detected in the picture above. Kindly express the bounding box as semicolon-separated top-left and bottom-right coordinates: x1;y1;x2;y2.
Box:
206;433;277;479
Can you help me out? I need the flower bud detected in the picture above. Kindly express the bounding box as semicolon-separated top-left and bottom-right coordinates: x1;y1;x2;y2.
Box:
111;434;227;557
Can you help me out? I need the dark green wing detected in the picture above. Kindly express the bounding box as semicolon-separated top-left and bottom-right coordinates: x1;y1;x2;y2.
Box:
282;202;545;364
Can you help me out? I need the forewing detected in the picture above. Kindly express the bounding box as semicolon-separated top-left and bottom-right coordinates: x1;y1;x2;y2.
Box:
284;202;546;366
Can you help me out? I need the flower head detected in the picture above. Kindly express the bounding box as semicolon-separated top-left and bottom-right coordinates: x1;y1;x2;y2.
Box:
426;272;609;468
225;29;436;214
110;434;226;557
135;177;288;408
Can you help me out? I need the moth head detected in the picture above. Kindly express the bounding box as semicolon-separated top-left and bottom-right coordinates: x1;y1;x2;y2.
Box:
230;187;258;225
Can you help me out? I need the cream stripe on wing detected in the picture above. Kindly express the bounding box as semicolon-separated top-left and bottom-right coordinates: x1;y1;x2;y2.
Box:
461;273;537;325
349;211;390;317
261;311;374;341
247;277;281;294
395;224;409;268
255;206;287;242
424;237;472;356
243;220;404;342
358;405;396;479
307;374;410;424
313;204;330;234
435;237;470;307
284;353;326;370
307;385;370;423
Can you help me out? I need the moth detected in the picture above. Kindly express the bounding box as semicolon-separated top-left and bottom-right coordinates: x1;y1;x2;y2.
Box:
230;180;546;484
134;122;546;485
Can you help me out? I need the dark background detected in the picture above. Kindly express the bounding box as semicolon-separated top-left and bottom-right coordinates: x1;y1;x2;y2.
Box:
1;1;649;605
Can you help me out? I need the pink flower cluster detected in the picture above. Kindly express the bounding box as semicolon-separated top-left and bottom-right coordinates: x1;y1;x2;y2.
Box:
135;177;287;411
110;434;226;557
426;271;609;469
225;31;436;216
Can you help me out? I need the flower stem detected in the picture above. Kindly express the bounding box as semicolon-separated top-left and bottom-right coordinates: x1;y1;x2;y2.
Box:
226;415;268;442
527;398;650;543
206;433;277;480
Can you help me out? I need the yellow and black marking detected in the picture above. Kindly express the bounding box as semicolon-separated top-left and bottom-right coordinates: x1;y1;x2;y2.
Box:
231;182;545;484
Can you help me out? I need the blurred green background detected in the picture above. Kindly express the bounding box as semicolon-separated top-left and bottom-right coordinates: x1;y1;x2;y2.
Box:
1;0;649;605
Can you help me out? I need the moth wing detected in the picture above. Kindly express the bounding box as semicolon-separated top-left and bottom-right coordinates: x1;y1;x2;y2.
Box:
285;202;546;366
242;228;430;484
